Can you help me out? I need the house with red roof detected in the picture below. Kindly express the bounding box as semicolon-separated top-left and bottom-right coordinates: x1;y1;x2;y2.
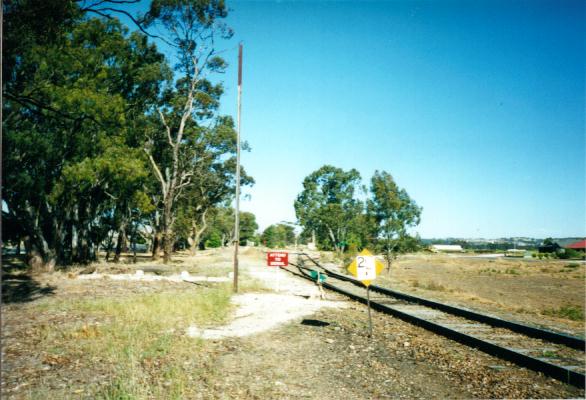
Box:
565;239;586;252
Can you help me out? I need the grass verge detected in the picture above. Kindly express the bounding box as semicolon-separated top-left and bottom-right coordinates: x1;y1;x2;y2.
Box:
22;285;235;399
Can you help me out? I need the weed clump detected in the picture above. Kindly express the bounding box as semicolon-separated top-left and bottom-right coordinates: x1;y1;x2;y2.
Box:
543;305;584;321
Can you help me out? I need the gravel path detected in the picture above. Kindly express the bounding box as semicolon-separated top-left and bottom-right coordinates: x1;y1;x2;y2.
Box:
187;257;347;340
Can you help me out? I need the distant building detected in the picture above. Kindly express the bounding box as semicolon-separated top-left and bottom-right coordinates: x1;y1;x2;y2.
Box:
565;239;586;252
430;244;464;253
505;249;526;258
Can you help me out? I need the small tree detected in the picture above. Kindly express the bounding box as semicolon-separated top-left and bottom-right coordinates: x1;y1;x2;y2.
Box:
368;171;422;271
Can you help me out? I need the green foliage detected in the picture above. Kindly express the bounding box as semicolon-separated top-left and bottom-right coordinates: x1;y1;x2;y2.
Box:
200;208;258;248
205;231;223;248
558;248;585;260
294;165;363;252
543;305;584;321
564;263;580;269
542;237;556;246
261;224;295;248
3;4;170;265
172;116;254;251
239;212;259;245
367;171;421;264
294;166;421;259
3;1;253;266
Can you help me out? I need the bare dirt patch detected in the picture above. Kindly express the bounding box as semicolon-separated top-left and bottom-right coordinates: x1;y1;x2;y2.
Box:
200;306;583;399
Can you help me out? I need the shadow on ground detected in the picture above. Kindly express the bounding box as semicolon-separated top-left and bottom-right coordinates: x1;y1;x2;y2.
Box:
2;256;56;304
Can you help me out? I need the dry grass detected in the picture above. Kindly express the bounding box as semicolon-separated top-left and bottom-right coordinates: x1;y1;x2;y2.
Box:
377;253;585;334
15;285;234;399
3;248;273;399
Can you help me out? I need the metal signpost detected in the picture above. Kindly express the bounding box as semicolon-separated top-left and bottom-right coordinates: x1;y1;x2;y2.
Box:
347;249;385;337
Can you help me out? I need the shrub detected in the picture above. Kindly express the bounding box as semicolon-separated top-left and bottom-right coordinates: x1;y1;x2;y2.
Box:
558;248;585;260
205;231;222;248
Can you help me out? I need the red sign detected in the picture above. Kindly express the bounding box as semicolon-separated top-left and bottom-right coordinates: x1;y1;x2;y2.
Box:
267;252;288;267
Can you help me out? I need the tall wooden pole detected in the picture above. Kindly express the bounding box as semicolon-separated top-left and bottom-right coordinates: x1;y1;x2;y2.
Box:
233;43;243;293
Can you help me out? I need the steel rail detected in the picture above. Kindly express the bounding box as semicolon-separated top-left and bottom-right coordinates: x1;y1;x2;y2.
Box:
296;252;585;351
287;258;586;389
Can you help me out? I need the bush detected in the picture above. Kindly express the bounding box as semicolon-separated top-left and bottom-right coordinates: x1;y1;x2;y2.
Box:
205;231;222;248
558;248;585;260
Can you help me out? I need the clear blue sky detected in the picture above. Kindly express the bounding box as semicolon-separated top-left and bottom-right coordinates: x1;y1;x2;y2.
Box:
211;0;585;238
131;0;586;238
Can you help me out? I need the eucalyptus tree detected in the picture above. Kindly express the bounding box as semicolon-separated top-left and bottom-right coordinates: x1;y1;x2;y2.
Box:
294;165;364;254
3;3;169;268
173;116;254;254
367;170;422;269
204;207;235;247
200;207;258;249
261;224;296;248
140;0;235;262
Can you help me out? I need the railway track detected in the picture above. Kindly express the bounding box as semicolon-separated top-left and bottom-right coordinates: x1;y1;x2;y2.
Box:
285;252;585;388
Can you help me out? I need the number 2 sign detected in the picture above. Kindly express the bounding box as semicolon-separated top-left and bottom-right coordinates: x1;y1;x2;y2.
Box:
347;249;384;286
356;255;375;281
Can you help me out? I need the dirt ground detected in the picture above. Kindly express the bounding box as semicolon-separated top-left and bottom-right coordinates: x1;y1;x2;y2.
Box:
1;248;584;399
202;306;583;399
369;253;585;336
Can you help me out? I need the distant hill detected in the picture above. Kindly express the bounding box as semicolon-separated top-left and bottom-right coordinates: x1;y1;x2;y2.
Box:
420;237;585;250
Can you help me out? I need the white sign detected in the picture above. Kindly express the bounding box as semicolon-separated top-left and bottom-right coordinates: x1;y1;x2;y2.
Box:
355;255;376;281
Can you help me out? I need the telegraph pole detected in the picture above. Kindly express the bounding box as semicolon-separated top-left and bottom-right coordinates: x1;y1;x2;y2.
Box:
233;43;243;293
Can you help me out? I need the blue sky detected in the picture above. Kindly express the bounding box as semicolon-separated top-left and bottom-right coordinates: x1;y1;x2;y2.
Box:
128;0;585;238
209;0;585;238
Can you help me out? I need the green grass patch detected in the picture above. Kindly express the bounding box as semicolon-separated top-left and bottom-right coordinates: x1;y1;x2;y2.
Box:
71;288;232;326
541;350;557;358
543;305;584;321
504;268;520;275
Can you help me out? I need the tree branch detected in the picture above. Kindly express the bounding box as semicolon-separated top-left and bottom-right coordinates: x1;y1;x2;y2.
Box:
158;109;174;147
82;6;175;47
143;146;167;198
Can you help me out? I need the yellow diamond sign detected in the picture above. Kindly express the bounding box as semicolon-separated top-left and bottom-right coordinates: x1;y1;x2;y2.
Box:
347;249;385;286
